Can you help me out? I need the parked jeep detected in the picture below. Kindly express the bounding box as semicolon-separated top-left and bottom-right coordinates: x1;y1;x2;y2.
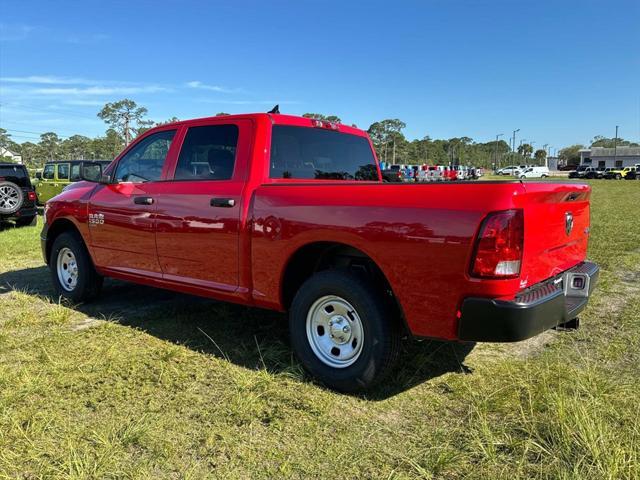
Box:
0;163;38;226
36;160;112;204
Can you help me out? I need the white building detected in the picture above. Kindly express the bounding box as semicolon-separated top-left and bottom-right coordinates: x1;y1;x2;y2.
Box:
0;147;22;164
580;146;640;169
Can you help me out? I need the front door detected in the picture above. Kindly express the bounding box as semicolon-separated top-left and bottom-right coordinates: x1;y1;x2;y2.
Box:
88;129;178;277
37;163;57;203
154;121;250;293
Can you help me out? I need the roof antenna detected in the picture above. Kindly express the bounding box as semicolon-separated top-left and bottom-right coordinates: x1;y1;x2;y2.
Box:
267;104;280;114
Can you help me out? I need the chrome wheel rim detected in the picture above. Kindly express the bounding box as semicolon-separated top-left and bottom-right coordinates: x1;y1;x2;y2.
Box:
306;295;364;368
56;247;78;291
0;185;19;211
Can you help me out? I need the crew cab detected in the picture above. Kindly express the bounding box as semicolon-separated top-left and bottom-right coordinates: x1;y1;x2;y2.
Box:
41;113;599;392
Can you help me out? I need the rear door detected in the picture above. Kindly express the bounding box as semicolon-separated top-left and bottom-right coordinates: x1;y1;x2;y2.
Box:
154;120;252;293
88;129;178;277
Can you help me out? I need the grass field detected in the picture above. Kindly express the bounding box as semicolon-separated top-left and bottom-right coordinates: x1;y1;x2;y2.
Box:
1;180;639;479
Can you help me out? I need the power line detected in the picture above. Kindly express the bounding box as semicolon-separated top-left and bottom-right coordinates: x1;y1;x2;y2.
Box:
0;102;100;120
0;127;72;139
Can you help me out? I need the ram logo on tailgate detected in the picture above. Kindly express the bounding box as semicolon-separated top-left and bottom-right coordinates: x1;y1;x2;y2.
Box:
565;211;574;236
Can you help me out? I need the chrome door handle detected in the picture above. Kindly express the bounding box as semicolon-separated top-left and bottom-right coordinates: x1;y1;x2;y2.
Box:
210;198;235;208
134;196;154;205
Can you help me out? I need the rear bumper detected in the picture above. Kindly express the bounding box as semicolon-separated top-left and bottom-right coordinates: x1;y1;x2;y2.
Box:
1;206;37;220
458;261;599;342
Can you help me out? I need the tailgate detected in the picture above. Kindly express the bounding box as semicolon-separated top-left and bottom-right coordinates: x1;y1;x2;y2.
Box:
517;183;591;288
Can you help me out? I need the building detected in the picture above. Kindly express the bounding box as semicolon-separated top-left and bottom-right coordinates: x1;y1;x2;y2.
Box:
0;147;22;164
579;146;640;169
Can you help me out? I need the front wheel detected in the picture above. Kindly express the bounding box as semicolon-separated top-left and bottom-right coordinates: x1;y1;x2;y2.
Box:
50;231;103;302
289;269;401;393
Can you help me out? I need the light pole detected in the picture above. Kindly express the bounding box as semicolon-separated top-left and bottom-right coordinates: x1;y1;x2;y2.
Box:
494;133;504;169
613;125;619;168
512;129;520;153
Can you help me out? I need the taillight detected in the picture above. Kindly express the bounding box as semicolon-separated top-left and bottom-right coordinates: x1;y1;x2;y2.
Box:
28;191;37;201
471;209;524;278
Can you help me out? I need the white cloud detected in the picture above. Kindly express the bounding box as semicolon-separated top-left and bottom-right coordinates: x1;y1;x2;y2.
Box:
18;85;169;96
186;80;241;94
0;75;96;85
64;99;108;106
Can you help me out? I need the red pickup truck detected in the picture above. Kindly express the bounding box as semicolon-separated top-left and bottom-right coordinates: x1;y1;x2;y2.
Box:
41;113;598;392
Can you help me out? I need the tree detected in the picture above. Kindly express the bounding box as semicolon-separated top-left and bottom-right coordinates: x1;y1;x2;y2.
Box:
62;135;92;160
590;135;639;148
367;119;406;164
19;142;39;168
302;113;342;123
0;128;11;153
534;149;547;165
517;143;534;160
91;129;125;160
215;112;230;117
558;144;584;166
39;132;61;161
98;99;152;145
156;117;180;125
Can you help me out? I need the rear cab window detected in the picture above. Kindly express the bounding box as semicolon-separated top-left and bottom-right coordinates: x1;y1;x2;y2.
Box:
269;125;378;181
0;164;30;188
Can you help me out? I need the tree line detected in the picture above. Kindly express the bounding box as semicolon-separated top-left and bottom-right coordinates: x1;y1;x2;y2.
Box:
1;99;636;169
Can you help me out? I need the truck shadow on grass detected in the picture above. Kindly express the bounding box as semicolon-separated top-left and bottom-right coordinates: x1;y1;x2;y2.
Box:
0;266;475;399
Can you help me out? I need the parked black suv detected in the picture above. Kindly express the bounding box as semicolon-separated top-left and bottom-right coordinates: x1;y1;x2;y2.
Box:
0;163;38;226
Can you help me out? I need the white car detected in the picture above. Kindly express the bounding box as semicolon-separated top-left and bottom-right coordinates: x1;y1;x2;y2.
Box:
497;166;518;175
515;166;550;178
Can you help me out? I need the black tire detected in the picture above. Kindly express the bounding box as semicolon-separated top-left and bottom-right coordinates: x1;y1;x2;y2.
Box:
49;231;103;302
289;269;401;393
0;181;24;215
616;174;622;180
15;215;36;227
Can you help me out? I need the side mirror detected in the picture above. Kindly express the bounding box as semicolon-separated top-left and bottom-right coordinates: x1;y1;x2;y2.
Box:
35;171;42;180
80;162;104;183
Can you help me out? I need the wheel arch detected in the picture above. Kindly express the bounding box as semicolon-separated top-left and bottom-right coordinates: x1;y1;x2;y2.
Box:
45;217;85;265
280;241;409;335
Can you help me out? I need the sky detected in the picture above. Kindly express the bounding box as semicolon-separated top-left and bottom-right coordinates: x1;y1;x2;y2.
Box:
0;0;639;151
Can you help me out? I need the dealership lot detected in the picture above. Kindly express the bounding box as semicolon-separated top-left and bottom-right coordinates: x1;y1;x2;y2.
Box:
0;180;638;478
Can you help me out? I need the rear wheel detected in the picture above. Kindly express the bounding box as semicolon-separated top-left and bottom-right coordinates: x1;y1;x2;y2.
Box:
50;231;103;302
289;269;401;393
0;181;24;215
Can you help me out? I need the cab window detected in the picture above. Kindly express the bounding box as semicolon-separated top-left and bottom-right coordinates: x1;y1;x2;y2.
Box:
114;130;176;183
43;164;55;180
70;163;82;181
174;125;238;180
57;163;70;180
270;126;378;180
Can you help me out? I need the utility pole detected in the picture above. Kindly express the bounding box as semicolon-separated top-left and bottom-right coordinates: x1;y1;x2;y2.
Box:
392;138;396;165
613;125;619;167
494;133;504;169
512;128;520;153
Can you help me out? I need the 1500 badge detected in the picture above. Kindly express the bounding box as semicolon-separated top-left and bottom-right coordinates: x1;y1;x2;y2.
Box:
88;213;104;225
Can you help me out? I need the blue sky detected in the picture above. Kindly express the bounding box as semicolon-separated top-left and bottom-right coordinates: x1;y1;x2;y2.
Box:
1;0;638;150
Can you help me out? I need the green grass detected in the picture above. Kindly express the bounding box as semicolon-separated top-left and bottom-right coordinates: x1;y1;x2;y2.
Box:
1;180;639;479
